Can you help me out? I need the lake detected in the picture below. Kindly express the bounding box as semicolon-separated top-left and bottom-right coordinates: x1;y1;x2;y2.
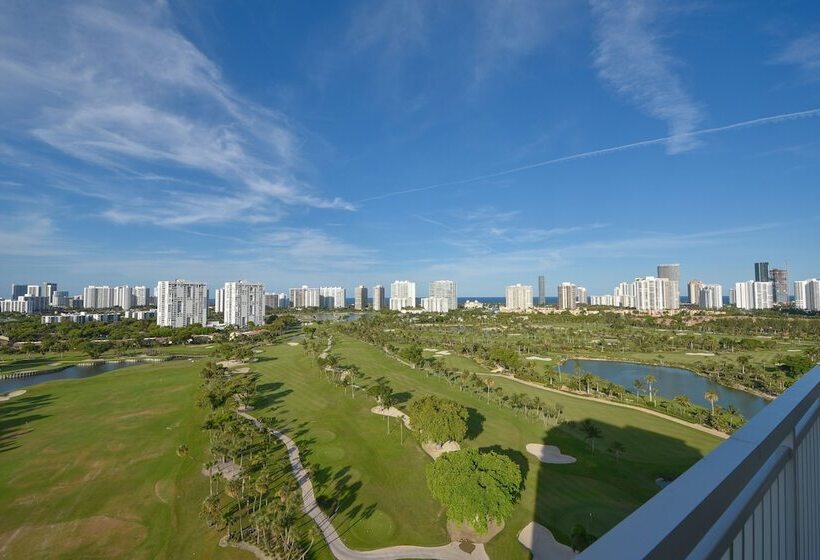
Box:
559;359;768;419
0;361;141;393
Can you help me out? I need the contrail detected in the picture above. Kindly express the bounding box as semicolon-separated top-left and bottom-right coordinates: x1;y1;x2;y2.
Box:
356;107;820;203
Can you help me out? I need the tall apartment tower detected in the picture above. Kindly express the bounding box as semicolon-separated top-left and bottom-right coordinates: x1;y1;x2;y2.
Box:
42;283;58;299
770;268;789;304
699;284;723;309
133;286;150;306
656;264;681;309
429;280;457;310
114;285;133;309
156;280;208;327
389;280;416;310
372;285;385;311
754;262;770;282
538;275;545;306
557;282;577;310
505;284;533;311
11;284;27;299
215;288;225;313
354;286;368;310
734;280;774;310
223;281;265;328
688;280;704;306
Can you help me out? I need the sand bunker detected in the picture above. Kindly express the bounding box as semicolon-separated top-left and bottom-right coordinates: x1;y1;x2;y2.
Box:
526;356;552;361
526;444;576;464
218;360;244;368
202;460;240;480
371;406;412;429
0;389;26;402
422;440;461;460
233;367;250;374
435;350;451;356
518;522;576;560
423;348;439;352
685;352;715;356
287;342;300;346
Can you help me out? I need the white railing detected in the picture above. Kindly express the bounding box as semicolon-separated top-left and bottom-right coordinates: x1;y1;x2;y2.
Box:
579;365;820;560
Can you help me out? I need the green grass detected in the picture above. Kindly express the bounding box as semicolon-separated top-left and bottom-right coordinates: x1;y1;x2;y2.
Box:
0;360;250;559
252;335;722;559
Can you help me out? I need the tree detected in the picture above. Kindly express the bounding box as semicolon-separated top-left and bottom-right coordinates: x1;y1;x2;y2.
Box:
673;394;690;414
426;448;522;534
633;379;643;400
705;390;719;414
644;374;656;403
408;396;468;444
736;355;751;376
483;377;494;403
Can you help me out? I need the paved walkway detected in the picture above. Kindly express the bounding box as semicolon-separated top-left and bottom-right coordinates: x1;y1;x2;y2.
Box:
474;373;728;439
238;411;489;560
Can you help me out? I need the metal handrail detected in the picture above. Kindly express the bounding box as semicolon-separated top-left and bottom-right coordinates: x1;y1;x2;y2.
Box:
578;365;820;559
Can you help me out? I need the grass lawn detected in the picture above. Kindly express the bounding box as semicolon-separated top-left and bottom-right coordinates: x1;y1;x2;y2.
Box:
252;334;722;559
0;359;251;560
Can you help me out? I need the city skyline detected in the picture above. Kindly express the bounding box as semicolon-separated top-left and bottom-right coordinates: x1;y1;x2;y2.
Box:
1;2;820;294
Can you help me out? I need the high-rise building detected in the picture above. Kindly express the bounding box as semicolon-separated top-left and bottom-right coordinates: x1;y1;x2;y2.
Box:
557;282;576;310
421;297;449;313
538;275;545;306
288;287;305;308
754;262;770;283
770;268;788;304
264;293;279;309
699;284;723;309
794;280;809;310
734;280;774;310
688;280;704;306
634;276;676;312
575;286;587;305
304;287;321;308
319;287;346;309
354;286;368;310
11;284;27;299
214;288;225;313
42;283;58;299
589;294;615;306
156;280;208;327
51;291;70;308
429;280;457;311
27;284;41;297
83;286;115;309
505;284;533;311
114;285;133;309
805;279;820;312
133;286;150;306
389;280;416;310
372;285;385;311
656;264;681;309
224;281;265;328
614;282;636;308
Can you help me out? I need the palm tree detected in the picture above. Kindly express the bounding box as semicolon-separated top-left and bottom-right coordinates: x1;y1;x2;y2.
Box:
737;355;751;376
673;394;690;415
645;374;656;403
633;379;643;400
582;373;594;395
483;377;494;403
705;390;719;414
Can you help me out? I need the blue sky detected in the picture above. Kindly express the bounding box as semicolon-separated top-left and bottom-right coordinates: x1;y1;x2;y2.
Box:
1;0;819;296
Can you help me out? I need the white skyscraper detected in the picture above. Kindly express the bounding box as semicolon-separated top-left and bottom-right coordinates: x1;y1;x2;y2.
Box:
156;280;208;327
796;279;820;311
634;276;673;312
422;297;449;313
734;280;774;310
429;280;457;311
557;282;576;310
794;280;808;310
656;264;681;309
264;293;279;309
319;286;346;309
133;286;150;306
372;285;385;311
224;281;265;328
83;286;115;309
390;280;416;310
304;287;321;308
699;284;723;309
688;280;704;306
214;288;225;313
505;284;533;311
614;282;636;308
354;286;367;310
575;286;587;306
114;285;133;309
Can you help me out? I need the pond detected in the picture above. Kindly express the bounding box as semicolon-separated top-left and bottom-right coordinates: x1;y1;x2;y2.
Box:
0;361;141;393
559;359;769;419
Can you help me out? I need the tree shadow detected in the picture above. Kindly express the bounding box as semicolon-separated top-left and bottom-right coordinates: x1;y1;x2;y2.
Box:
465;407;485;440
252;382;292;410
529;417;714;553
391;391;413;406
0;393;55;454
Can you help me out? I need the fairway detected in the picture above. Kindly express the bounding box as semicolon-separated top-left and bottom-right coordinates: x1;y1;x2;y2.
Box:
251;334;722;559
0;359;250;560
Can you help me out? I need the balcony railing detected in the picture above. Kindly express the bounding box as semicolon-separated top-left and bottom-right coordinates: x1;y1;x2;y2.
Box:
579;365;820;560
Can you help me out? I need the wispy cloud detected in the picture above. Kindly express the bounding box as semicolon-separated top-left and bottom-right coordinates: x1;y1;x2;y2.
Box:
590;0;702;153
359;107;820;202
0;2;353;225
777;32;820;77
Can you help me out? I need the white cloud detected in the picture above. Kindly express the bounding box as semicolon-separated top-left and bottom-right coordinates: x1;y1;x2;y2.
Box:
0;1;351;224
777;32;820;76
590;0;703;153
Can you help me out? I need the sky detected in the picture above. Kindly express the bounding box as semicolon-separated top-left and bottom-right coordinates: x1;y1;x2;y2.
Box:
1;0;819;297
